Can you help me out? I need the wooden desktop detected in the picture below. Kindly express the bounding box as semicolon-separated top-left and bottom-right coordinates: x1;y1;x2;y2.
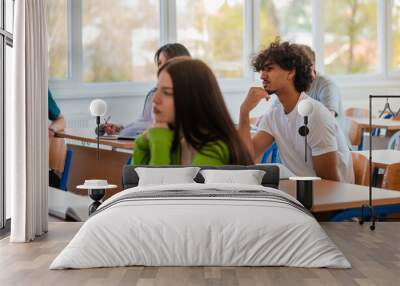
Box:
279;179;400;212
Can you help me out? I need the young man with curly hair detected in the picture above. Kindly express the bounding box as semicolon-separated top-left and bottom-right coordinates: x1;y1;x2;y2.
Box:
239;41;354;183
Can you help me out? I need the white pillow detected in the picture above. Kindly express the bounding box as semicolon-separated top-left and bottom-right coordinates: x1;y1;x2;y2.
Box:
135;167;200;186
200;169;266;185
257;163;295;179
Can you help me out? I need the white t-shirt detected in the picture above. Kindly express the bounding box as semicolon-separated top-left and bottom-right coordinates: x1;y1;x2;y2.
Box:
258;93;354;183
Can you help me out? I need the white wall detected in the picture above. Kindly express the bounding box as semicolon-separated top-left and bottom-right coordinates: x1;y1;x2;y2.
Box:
54;81;400;130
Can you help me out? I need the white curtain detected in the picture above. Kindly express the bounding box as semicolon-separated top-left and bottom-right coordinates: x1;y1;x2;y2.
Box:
8;0;48;242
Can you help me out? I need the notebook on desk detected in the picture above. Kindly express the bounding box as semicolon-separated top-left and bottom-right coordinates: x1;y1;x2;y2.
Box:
99;135;119;140
117;122;148;140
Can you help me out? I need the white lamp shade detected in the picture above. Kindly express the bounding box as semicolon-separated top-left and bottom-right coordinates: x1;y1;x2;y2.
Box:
298;99;313;117
89;99;107;116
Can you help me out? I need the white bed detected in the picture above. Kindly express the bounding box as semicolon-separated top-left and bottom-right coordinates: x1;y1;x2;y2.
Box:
50;183;350;269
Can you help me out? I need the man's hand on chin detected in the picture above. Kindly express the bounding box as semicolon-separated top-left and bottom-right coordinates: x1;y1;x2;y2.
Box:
241;87;270;114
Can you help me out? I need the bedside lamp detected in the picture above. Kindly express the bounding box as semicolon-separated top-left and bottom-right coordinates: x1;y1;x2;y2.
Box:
90;99;107;160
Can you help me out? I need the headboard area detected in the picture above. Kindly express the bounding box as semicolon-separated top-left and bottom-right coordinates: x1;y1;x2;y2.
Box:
122;165;280;190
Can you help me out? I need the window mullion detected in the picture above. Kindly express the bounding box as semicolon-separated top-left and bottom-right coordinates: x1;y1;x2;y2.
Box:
160;0;176;45
244;0;257;81
378;0;391;76
0;34;4;229
68;0;82;82
1;0;4;29
312;0;324;74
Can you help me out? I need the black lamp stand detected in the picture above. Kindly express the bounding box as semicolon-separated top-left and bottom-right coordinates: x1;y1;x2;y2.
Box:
295;115;313;210
96;115;100;160
298;116;310;162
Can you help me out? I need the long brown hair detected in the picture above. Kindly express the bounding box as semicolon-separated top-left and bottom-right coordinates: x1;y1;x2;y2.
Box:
157;58;253;165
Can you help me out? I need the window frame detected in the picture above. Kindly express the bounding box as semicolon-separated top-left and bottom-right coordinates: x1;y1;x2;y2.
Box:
48;0;400;100
1;0;14;231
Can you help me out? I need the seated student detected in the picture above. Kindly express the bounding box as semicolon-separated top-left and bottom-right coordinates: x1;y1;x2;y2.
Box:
102;43;191;137
239;41;354;182
48;89;66;136
299;44;345;131
134;57;253;166
48;89;67;188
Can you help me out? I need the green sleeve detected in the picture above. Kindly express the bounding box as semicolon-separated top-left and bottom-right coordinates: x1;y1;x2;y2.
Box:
48;89;61;121
132;132;150;165
192;141;230;166
147;128;174;165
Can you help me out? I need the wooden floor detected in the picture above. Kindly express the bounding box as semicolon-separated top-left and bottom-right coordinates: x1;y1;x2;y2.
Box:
0;222;399;286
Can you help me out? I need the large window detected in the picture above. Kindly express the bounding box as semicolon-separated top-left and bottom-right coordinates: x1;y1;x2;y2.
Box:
46;0;400;93
82;0;160;82
176;0;244;78
47;0;68;79
259;0;312;49
324;0;377;75
392;0;400;71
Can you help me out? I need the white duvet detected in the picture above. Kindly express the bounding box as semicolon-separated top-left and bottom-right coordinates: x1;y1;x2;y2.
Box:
50;183;350;269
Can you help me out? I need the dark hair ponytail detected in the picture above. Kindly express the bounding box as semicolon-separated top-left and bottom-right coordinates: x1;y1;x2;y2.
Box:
154;43;191;66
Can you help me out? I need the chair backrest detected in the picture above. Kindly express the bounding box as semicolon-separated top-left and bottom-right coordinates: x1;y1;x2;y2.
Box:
345;117;362;147
49;137;67;173
387;130;400;150
351;153;370;186
345;107;369;118
382;163;400;191
59;149;73;191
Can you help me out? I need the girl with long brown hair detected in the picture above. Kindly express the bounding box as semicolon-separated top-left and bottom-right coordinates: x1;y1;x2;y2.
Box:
133;57;253;165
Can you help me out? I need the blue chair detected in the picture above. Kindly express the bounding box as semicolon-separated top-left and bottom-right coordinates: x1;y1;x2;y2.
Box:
330;205;400;222
260;143;280;163
126;155;132;165
59;149;73;191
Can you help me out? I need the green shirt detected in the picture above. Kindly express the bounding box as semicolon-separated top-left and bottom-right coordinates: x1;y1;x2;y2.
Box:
133;128;230;166
48;89;61;121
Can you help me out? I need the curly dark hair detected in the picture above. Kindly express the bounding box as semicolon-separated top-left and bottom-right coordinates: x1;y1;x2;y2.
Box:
252;41;313;93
